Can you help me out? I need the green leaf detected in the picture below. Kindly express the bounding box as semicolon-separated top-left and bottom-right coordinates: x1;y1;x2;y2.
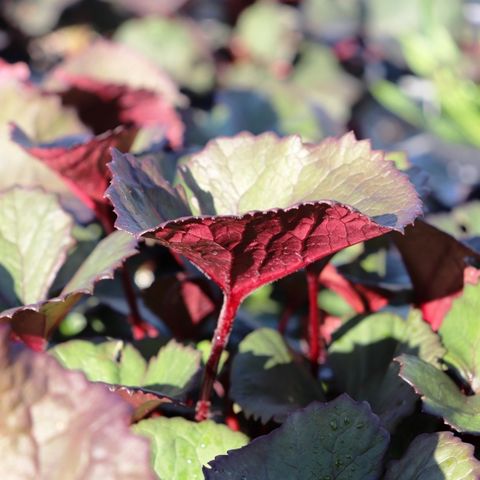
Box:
133;417;248;480
62;230;137;294
440;282;480;392
0;325;154;479
52;338;201;398
230;328;324;423
233;2;300;65
204;395;389;479
0;76;89;219
328;310;445;429
115;17;215;93
385;431;480;479
0;187;74;306
428;201;480;239
0;230;138;349
397;355;480;433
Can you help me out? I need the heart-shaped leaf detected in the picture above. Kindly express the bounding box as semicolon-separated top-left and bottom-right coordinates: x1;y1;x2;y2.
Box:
204;394;389;479
385;432;480;479
108;132;421;300
397;354;480;433
329;310;445;430
230;327;324;423
0;325;154;478
1;230;138;349
133;417;248;480
108;131;421;416
52;338;201;398
0;187;74;307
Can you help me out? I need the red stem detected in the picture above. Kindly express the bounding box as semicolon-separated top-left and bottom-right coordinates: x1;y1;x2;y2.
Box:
278;305;293;334
306;266;321;375
195;294;241;421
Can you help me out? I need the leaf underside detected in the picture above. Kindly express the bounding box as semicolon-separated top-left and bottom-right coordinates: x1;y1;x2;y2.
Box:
108;132;421;298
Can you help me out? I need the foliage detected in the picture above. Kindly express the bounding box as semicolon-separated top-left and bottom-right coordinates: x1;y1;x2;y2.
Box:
1;0;480;478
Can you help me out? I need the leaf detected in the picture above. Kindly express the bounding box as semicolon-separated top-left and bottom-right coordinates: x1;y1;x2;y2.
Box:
108;132;421;301
12;124;137;207
115;16;215;93
428;201;480;239
133;416;248;480
204;394;389;479
142;272;217;339
319;263;389;314
230;328;324;423
232;2;301;65
329;311;445;430
55;75;184;149
0;0;79;36
104;0;188;16
52;338;201;398
46;38;183;106
0;187;74;307
0;73;91;220
397;355;480;434
109;385;183;423
0;230;138;349
393;220;480;329
0;324;154;479
439;281;480;392
385;431;480;479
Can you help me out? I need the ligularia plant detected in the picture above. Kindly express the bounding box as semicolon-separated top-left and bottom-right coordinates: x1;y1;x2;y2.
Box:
107;131;421;419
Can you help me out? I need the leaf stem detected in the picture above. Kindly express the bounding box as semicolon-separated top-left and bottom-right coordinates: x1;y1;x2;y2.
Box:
196;293;241;421
306;265;321;375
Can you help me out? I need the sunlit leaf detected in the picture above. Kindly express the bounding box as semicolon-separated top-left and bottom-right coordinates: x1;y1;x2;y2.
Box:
134;417;248;480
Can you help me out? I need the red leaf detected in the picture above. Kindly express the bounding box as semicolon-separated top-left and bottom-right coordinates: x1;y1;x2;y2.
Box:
148;204;391;300
109;385;183;422
420;266;480;331
56;74;184;148
319;264;389;313
12;124;136;214
393;220;480;329
143;272;217;339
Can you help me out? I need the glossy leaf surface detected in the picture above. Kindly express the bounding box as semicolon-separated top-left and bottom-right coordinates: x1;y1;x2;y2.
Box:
134;417;248;480
204;395;389;479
